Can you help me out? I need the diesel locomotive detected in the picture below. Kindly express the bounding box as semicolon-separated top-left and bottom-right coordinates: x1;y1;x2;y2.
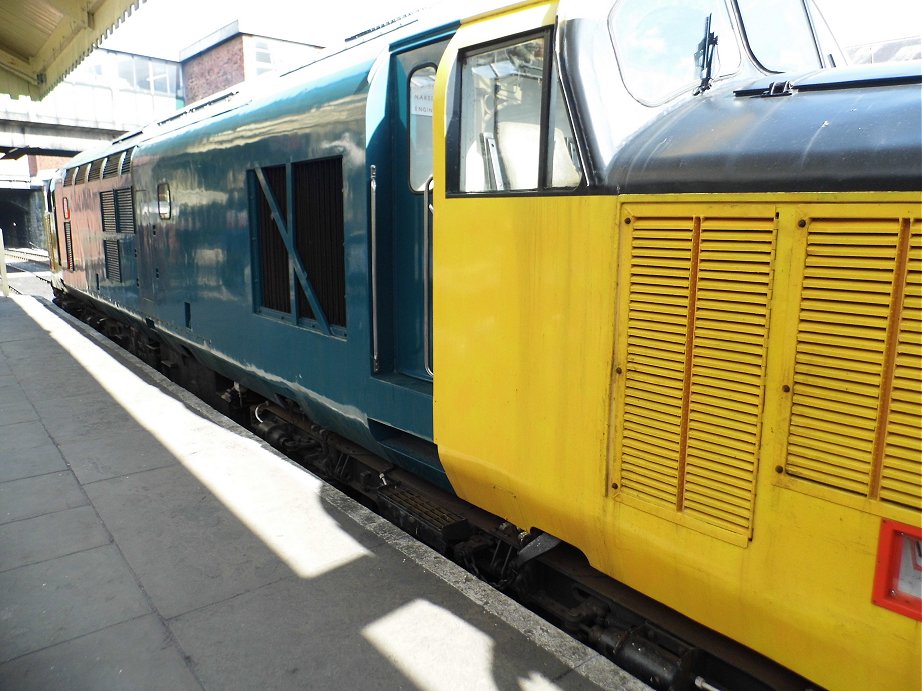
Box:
47;1;921;688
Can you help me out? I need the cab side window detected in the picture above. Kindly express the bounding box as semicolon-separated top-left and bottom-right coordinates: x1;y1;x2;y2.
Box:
409;66;436;191
452;31;582;194
546;76;582;189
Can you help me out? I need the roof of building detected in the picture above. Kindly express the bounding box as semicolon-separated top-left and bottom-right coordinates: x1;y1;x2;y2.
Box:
0;0;142;100
178;19;324;62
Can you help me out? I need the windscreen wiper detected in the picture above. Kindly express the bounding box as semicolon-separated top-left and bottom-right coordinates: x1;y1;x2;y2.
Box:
693;13;718;95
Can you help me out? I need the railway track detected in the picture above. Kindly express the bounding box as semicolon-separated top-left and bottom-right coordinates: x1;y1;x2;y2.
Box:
4;246;50;264
2;247;53;297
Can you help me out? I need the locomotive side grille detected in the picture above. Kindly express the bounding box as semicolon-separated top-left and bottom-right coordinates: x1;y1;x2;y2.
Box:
63;221;74;271
116;188;135;232
684;219;774;531
100;188;134;233
103;238;121;282
787;218;921;511
787;221;892;493
100;190;117;232
87;159;103;182
63;168;73;186
254;165;291;313
120;148;133;176
102;155;120;179
293;157;346;328
617;212;775;536
620;220;691;504
882;221;921;508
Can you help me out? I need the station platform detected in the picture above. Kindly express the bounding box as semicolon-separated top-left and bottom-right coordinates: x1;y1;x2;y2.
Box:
0;295;645;691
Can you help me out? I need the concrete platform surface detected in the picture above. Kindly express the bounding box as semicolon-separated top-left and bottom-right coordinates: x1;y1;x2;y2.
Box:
0;295;646;691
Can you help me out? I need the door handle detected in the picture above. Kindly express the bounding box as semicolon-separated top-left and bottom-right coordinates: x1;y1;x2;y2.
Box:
423;175;434;377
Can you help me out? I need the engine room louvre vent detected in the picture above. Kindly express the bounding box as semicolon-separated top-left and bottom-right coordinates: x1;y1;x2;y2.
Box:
294;157;346;328
883;222;922;508
251;157;347;332
120;148;133;176
254;164;291;313
102;154;120;179
100;191;117;233
614;213;776;536
786;218;922;511
62;168;73;187
63;221;74;271
87;159;103;182
116;188;135;232
76;164;89;185
103;238;121;282
100;188;136;233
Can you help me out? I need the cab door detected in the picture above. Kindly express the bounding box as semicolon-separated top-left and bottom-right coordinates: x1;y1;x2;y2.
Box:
388;38;449;381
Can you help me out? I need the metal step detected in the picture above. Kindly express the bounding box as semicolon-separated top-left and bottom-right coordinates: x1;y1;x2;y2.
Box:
377;484;472;549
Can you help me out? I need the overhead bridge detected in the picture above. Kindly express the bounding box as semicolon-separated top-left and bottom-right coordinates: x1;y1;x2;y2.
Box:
0;116;123;160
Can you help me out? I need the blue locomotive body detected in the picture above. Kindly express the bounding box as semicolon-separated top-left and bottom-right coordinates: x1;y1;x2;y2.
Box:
53;19;458;487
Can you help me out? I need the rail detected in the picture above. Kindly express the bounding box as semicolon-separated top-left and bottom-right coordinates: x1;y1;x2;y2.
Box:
1;244;53;296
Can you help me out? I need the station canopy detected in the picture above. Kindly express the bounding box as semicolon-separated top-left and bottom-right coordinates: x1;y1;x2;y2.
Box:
0;0;142;100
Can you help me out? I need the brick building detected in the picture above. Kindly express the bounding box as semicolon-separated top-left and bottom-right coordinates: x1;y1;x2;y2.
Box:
180;21;324;104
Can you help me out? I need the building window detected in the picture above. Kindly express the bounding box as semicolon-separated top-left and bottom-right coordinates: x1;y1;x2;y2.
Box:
253;39;274;76
250;158;346;332
115;52;182;98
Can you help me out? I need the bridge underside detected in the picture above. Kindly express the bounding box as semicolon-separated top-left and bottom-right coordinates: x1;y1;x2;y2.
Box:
0;119;123;160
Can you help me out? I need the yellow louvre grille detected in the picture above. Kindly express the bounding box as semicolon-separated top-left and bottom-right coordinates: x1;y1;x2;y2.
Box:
620;219;691;504
787;218;921;511
684;219;775;530
619;214;775;534
882;221;921;509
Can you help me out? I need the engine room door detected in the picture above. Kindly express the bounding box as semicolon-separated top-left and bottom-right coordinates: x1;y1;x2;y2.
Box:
388;39;448;381
136;189;158;307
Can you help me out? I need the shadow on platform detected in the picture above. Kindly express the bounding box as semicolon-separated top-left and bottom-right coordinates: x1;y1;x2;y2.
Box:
0;295;619;691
